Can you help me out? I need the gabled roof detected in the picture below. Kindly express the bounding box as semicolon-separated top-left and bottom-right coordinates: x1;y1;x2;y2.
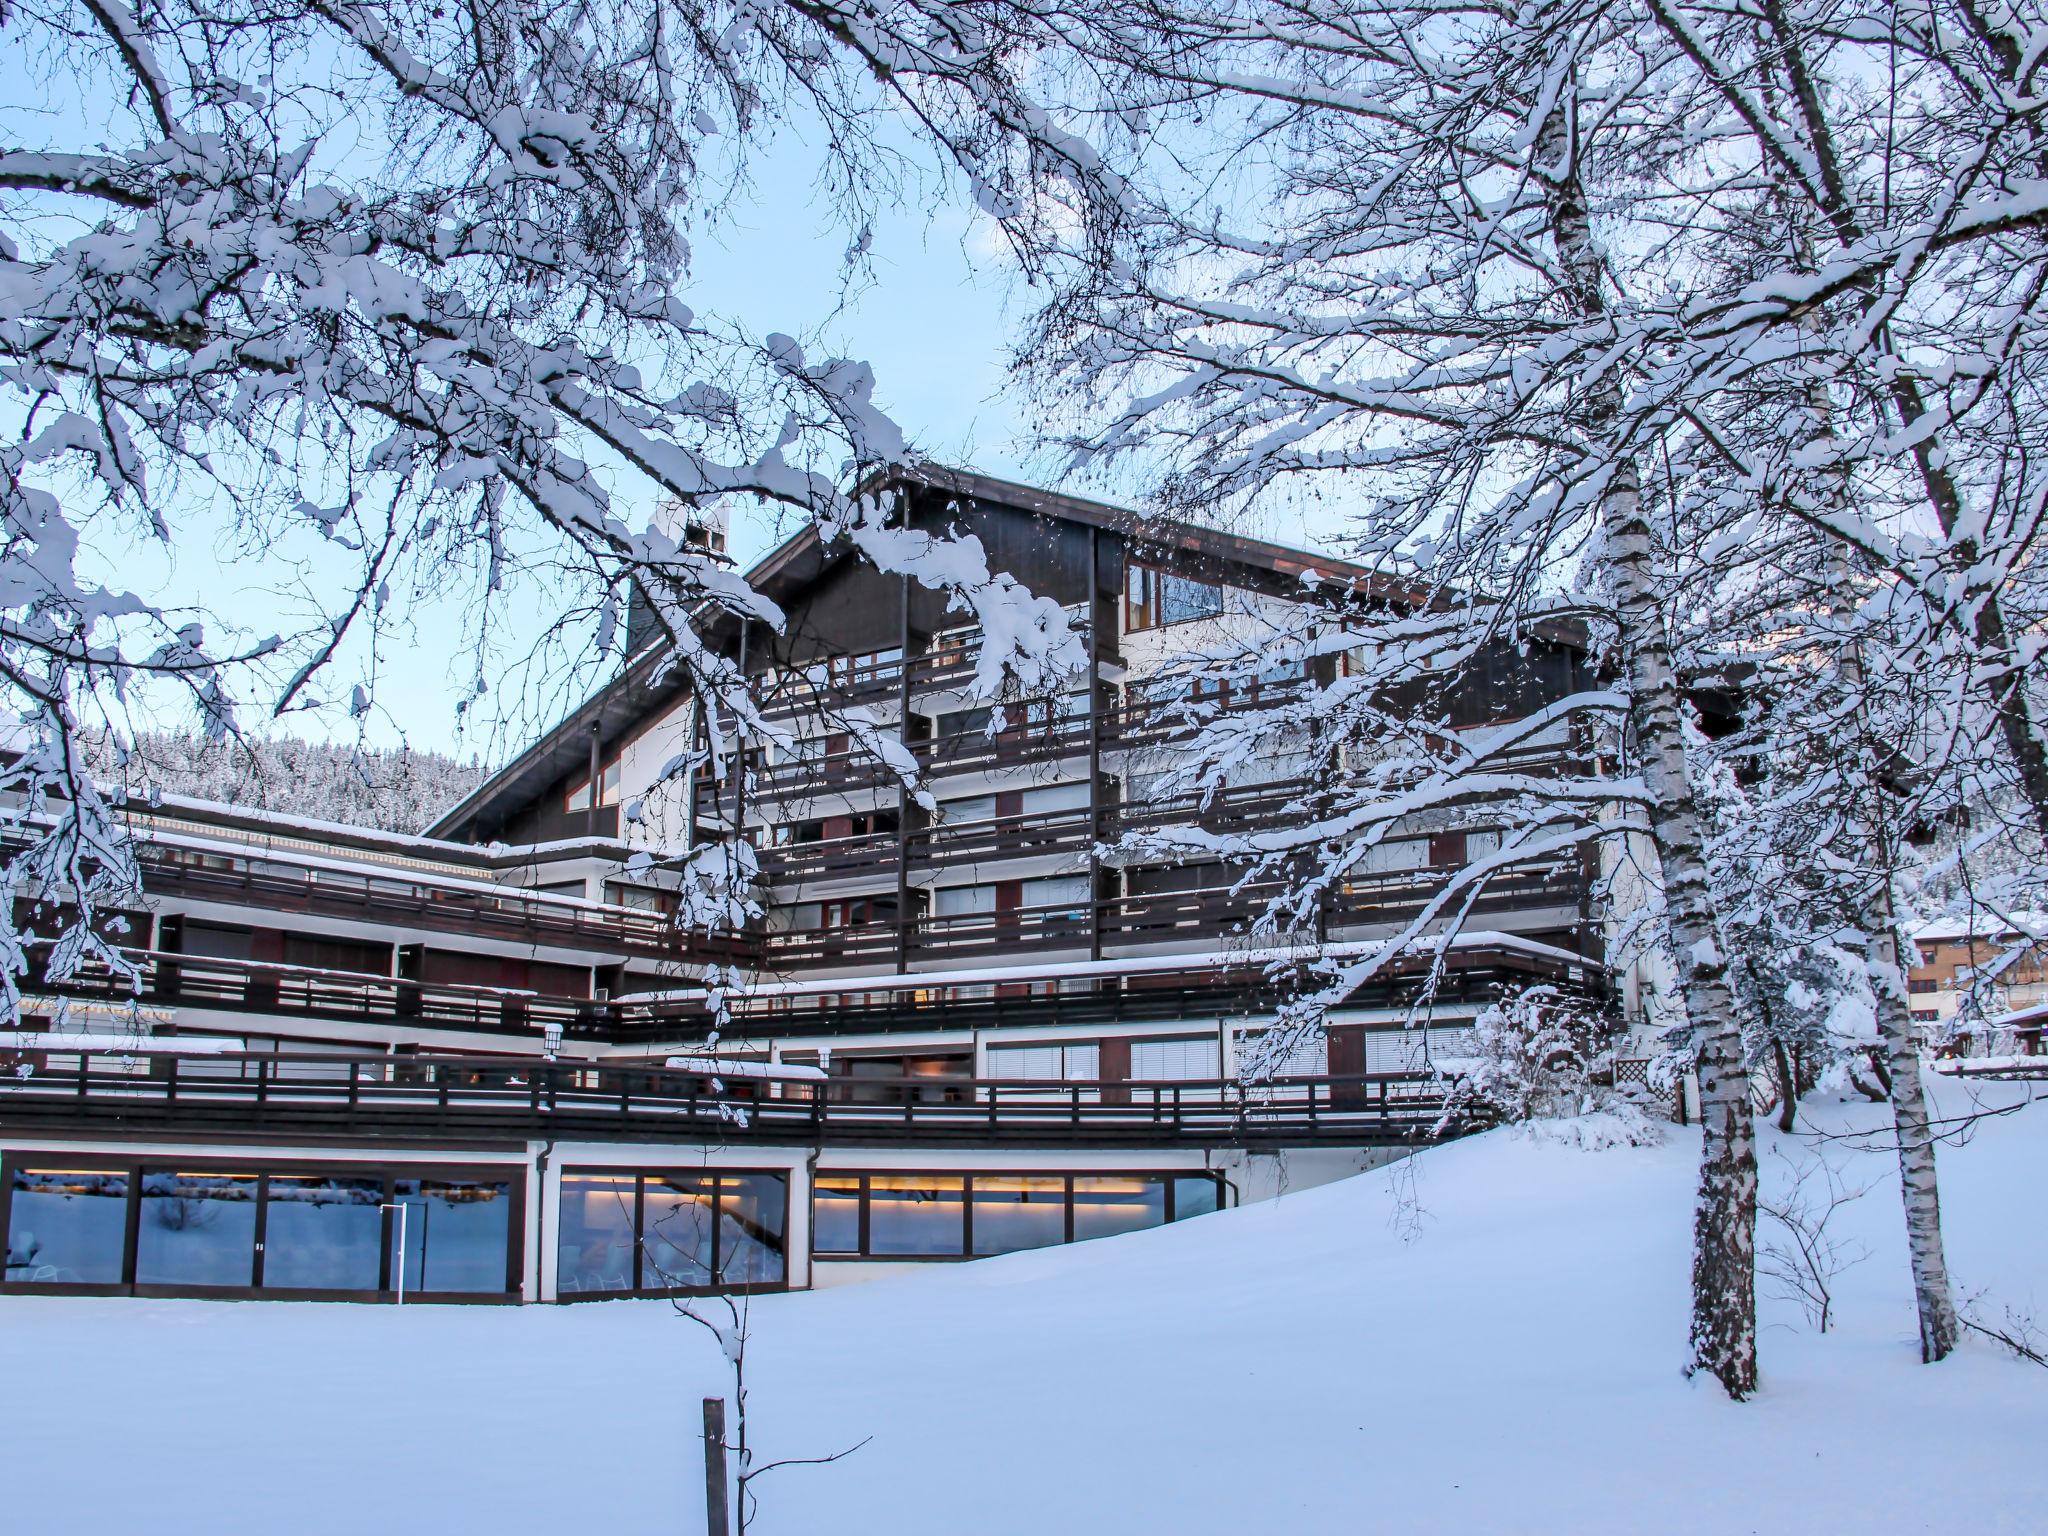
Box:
428;464;1407;842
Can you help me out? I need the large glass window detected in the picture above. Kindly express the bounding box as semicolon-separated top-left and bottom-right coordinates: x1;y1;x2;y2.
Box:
811;1176;863;1255
557;1174;639;1296
866;1176;966;1256
716;1175;786;1286
136;1171;259;1288
391;1178;514;1295
815;1172;1224;1260
972;1176;1067;1256
2;1158;521;1298
262;1175;384;1291
5;1168;128;1285
553;1170;786;1297
1072;1176;1168;1241
642;1175;715;1289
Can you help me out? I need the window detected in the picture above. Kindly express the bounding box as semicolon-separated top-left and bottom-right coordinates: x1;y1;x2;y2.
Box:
933;884;997;919
605;882;679;915
388;1178;514;1295
812;1172;1224;1260
1;1158;520;1298
1072;1176;1167;1241
1124;566;1224;631
1242;1029;1329;1076
260;1175;385;1291
1130;1036;1217;1081
556;1169;787;1298
867;1175;967;1256
5;1168;128;1285
972;1177;1067;1255
565;757;621;812
1912;1008;1940;1023
1908;977;1939;994
988;1042;1101;1082
136;1171;260;1288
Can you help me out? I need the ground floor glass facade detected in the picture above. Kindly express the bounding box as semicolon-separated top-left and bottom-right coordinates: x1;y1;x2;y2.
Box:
2;1156;519;1298
556;1169;787;1297
813;1171;1222;1260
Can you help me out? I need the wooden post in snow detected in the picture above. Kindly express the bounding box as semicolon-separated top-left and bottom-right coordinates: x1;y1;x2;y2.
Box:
702;1397;731;1536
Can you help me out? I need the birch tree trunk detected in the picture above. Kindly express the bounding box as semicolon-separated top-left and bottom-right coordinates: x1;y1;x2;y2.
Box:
1825;520;1962;1364
1536;98;1757;1398
1862;879;1962;1361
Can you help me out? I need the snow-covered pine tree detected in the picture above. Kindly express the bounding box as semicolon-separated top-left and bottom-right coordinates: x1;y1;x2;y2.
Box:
83;730;491;835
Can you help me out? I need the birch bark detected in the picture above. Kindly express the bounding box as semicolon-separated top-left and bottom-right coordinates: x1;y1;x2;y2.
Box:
1535;93;1757;1397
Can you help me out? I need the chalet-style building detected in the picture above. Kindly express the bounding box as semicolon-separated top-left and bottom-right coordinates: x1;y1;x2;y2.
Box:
1;468;1614;1303
1908;919;2048;1030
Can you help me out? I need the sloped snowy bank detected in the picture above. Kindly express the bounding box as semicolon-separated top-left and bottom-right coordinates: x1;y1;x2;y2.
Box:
4;1078;2041;1535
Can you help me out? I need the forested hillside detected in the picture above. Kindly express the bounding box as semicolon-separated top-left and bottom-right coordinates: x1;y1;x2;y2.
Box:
86;732;492;837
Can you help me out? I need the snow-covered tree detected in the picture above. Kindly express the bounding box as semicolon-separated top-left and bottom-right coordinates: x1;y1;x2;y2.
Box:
81;728;490;832
1;0;1108;1014
1007;0;1763;1398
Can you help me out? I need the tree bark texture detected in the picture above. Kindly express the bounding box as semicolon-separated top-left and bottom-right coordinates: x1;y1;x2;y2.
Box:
1537;96;1757;1398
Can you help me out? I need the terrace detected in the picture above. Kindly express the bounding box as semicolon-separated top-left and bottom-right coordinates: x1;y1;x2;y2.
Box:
0;1050;1476;1149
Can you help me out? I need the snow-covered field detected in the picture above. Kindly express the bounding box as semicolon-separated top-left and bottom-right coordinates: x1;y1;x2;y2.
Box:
7;1079;2043;1535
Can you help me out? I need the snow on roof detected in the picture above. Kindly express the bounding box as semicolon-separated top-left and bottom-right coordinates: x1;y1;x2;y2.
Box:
5;1033;245;1054
1912;914;2047;942
664;1056;827;1080
1988;1000;2048;1030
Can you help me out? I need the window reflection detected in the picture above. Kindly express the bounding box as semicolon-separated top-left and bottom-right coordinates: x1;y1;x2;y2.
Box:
391;1178;513;1294
1172;1176;1222;1220
5;1168;128;1285
136;1171;259;1288
1072;1176;1167;1242
815;1172;1224;1260
811;1176;862;1255
642;1175;715;1290
972;1176;1066;1255
558;1174;638;1295
262;1175;384;1291
867;1176;965;1256
715;1176;786;1285
553;1169;787;1297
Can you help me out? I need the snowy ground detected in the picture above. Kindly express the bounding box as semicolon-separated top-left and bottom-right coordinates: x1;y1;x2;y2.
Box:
6;1078;2044;1535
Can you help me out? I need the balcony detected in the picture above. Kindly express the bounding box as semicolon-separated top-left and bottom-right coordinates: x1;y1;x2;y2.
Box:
0;1050;1478;1149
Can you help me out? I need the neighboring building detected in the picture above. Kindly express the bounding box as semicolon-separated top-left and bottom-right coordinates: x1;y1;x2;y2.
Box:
1;468;1612;1303
1909;919;2048;1034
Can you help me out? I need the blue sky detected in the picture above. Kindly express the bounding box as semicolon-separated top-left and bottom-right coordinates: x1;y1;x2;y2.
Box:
3;44;1346;767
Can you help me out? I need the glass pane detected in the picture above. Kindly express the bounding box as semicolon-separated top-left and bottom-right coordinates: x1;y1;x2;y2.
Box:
1171;1176;1221;1221
136;1171;259;1288
1073;1176;1167;1242
392;1178;513;1294
262;1175;385;1291
716;1175;786;1286
6;1167;129;1284
971;1176;1067;1256
641;1175;714;1290
557;1174;639;1296
812;1176;862;1255
867;1176;965;1257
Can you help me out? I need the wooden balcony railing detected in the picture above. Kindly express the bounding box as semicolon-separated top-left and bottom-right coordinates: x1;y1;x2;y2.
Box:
0;1050;1478;1147
27;949;604;1040
22;834;739;965
761;861;1587;970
